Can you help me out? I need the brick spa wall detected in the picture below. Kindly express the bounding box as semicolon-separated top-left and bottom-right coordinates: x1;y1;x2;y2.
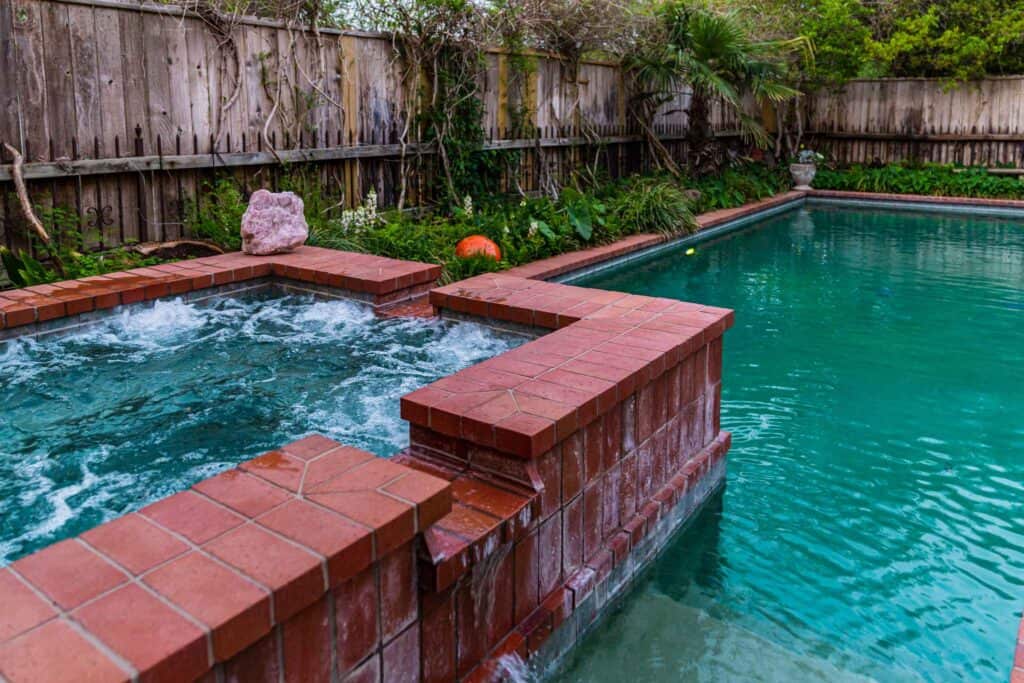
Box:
0;228;735;681
396;272;733;680
0;246;441;339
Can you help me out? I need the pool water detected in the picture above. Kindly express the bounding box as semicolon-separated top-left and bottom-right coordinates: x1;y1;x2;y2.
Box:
0;286;524;564
552;204;1024;681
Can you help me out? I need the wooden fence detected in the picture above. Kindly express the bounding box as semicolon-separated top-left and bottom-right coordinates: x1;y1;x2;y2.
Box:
5;1;1024;254
0;0;749;252
805;77;1024;167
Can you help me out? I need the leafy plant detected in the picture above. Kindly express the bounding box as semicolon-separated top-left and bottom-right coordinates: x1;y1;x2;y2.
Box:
0;243;166;288
794;149;824;164
560;188;607;241
187;179;247;251
1;248;51;288
611;178;696;235
813;164;1024;199
688;162;790;212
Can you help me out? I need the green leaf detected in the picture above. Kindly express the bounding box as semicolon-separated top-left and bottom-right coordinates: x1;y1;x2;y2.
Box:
536;221;557;241
567;205;593;241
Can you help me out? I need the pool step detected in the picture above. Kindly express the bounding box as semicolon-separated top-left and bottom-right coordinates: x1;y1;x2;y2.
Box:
552;590;898;682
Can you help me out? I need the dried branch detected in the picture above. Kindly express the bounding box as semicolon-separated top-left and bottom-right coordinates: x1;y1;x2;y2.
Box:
2;143;67;278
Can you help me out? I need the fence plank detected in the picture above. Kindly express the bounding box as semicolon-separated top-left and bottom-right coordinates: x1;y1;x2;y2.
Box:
806;77;1024;166
0;1;24;154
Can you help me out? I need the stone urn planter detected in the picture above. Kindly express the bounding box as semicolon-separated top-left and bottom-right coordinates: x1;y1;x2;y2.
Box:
789;162;816;190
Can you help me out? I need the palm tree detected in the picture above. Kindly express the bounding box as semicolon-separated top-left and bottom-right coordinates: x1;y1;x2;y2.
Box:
628;3;810;174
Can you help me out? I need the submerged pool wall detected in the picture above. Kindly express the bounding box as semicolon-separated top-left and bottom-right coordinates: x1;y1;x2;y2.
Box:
0;239;734;680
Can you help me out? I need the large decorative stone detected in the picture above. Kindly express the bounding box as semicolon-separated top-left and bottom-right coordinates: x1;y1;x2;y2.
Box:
240;190;308;255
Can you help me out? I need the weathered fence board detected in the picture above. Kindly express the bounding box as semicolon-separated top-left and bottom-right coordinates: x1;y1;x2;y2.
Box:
0;0;743;251
805;77;1024;167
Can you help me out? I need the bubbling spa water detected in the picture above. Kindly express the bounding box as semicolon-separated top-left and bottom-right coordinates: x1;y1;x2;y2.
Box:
0;288;524;564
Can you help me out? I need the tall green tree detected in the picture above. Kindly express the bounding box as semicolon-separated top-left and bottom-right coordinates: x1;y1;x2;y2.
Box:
866;0;1024;81
629;3;809;174
717;0;1024;83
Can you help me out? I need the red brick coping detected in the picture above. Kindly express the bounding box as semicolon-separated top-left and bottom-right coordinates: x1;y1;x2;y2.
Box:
808;188;1024;209
0;246;441;331
0;436;450;682
406;274;732;460
386;268;733;678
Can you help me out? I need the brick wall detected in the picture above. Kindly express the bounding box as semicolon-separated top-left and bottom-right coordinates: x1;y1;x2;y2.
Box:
397;271;733;679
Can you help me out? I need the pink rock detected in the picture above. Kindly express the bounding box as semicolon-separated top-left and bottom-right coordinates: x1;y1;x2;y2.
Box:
240;190;309;255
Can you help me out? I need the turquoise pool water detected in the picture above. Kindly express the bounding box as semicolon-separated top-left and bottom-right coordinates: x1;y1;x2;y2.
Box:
0;286;523;564
553;203;1024;681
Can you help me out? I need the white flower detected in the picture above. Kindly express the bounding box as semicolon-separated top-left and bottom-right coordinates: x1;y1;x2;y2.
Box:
528;220;539;237
335;190;382;234
462;195;474;217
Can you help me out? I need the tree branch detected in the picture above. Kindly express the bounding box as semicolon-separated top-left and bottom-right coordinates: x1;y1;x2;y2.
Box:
2;143;67;278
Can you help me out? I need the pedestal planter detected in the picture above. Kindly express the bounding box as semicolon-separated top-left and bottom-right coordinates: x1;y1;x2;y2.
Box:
790;162;817;190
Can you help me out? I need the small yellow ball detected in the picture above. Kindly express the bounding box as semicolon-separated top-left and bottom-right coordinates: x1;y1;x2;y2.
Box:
685;247;696;256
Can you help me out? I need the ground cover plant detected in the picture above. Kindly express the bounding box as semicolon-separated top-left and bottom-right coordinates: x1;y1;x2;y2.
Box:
198;163;787;283
0;204;168;288
812;164;1024;200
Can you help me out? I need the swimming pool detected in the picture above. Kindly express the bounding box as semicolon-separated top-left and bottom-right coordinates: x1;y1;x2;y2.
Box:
0;285;524;564
551;201;1024;681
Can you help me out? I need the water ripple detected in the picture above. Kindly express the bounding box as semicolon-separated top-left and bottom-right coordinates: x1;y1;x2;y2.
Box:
554;205;1024;682
0;288;524;564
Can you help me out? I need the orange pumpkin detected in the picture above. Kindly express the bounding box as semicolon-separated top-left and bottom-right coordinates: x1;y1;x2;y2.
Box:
455;235;501;262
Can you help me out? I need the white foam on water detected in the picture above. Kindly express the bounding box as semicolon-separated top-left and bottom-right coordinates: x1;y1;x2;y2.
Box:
6;448;102;546
0;290;528;565
429;319;525;366
235;296;376;345
99;298;212;349
496;652;534;683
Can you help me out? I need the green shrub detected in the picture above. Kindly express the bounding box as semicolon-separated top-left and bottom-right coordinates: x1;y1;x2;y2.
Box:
813;164;1024;199
611;178;696;236
1;245;166;288
689;163;791;212
186;179;247;251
